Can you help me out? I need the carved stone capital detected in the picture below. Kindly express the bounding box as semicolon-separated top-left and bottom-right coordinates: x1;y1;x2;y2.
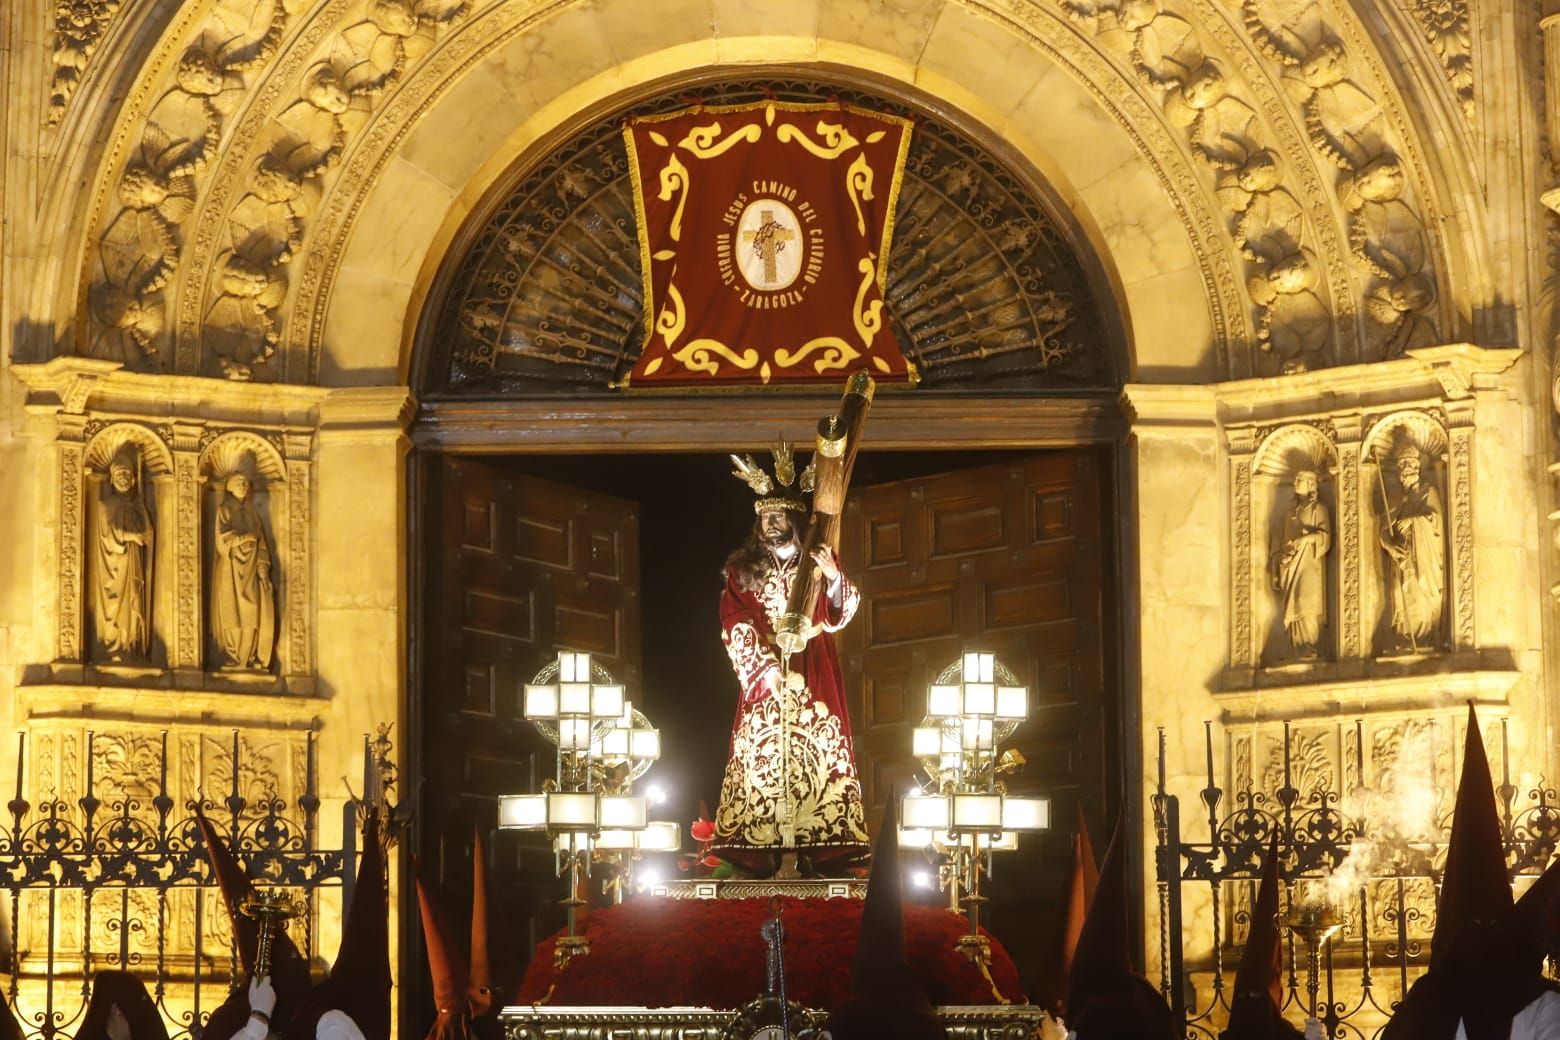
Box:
1405;344;1522;400
1121;384;1218;431
316;386;417;437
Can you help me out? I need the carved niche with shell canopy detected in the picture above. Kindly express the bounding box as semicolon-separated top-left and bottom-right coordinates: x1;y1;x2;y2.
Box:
420;79;1118;396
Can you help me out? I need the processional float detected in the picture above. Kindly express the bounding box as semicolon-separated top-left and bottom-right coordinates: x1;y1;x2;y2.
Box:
493;375;1055;1039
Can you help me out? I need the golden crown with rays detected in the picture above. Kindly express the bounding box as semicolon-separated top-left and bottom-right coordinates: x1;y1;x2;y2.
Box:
729;437;817;514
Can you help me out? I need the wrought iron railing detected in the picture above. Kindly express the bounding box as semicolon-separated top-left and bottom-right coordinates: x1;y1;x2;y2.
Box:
0;730;353;1040
1154;720;1560;1040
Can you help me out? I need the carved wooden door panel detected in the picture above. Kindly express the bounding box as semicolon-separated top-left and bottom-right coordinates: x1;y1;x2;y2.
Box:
422;456;642;985
839;452;1110;980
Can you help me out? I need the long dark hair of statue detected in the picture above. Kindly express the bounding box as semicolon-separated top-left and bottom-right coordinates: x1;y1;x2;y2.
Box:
723;514;809;593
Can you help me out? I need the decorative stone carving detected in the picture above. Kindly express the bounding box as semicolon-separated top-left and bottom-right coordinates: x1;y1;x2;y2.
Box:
1248;423;1337;667
48;0;124;125
1219;357;1500;685
188;0;469;380
1060;0;1338;373
57;416;88;666
89;443;154;662
1269;468;1331;660
199;431;290;676
1372;427;1445;654
209;463;276;671
1405;0;1473;119
1241;0;1440;361
85;0;289;368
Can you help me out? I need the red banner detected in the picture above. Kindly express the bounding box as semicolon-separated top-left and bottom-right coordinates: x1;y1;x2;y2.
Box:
622;102;915;389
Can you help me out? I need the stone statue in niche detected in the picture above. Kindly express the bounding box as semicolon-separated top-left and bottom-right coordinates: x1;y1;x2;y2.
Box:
1269;468;1330;659
210;468;275;670
91;445;153;661
1378;437;1444;652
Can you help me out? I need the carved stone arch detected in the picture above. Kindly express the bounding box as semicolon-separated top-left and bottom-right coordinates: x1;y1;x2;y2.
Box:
83;423;174;477
291;12;1243;385
197;431;286;485
55;0;1482;382
1253;423;1339;480
1362;409;1449;462
412;76;1125;396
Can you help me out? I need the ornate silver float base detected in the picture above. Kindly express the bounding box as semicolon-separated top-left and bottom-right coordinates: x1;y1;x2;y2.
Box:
500;1004;1046;1039
646;878;868;900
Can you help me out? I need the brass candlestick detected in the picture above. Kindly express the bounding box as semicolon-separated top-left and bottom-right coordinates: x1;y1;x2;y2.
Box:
1283;903;1343;1020
240;889;300;977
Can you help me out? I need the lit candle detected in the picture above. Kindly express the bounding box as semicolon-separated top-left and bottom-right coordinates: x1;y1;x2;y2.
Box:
85;730;95;796
1355;720;1366;790
230;730;240;798
1204;721;1215;788
159;731;168;794
1157;728;1166;792
362;734;375;805
13;733;23;804
1282;721;1293;786
1501;717;1511;790
305;731;316;797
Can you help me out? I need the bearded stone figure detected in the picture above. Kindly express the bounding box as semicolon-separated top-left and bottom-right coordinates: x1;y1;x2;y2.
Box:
1268;469;1330;660
210;471;276;670
91;446;153;661
1379;439;1444;652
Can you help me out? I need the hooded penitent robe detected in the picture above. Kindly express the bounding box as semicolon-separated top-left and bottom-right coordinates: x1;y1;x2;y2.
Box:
827;789;946;1040
1382;704;1560;1040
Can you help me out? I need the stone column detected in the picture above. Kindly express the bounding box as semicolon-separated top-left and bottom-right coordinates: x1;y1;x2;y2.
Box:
54;414;87;676
1445;400;1476;651
1542;14;1560;214
312;385;413;998
1334;414;1364;661
1121;384;1223;985
170;422;204;683
1226;427;1257;683
283;433;313;691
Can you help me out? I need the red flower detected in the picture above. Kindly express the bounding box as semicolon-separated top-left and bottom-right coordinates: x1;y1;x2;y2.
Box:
699;854;722;868
690;817;716;843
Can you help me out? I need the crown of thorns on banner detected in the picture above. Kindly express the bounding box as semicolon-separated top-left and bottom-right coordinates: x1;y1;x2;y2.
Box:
729;438;815;515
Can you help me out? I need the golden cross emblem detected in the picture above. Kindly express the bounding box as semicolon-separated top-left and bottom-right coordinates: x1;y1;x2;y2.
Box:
742;209;795;285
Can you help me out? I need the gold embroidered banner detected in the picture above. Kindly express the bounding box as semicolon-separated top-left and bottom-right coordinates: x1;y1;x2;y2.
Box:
622;102;915;388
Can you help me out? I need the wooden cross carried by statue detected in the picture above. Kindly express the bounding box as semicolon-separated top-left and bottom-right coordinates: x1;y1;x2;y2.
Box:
773;371;875;658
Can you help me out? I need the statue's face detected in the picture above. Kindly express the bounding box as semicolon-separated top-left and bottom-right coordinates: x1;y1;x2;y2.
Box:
1397;459;1420;487
1294;471;1317;500
759;508;795;547
227;474;250;500
110;467;134;493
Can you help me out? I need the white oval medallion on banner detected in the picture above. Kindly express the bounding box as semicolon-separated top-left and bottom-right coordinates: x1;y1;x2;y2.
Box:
736;198;804;292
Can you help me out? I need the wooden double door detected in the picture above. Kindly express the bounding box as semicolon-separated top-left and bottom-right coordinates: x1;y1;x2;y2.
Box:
418;448;1114;996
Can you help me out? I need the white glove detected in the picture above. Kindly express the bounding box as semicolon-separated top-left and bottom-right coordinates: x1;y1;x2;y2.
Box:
1304;1017;1326;1040
248;975;278;1018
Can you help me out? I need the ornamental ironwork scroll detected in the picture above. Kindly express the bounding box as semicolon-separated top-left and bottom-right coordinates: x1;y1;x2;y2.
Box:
0;729;351;1040
1154;720;1559;1040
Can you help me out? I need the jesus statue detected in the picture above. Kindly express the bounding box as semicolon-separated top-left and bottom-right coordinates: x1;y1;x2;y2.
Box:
709;446;870;877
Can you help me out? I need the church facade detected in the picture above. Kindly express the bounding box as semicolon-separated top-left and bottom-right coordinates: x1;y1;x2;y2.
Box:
1;0;1556;1029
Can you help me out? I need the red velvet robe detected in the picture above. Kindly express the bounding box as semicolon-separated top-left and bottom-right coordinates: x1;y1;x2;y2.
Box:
711;550;869;869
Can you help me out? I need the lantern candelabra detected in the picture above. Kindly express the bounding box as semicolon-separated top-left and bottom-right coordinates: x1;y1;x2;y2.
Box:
898;652;1049;961
498;651;679;967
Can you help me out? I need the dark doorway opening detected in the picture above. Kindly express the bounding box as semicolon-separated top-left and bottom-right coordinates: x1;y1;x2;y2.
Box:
414;444;1120;1018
